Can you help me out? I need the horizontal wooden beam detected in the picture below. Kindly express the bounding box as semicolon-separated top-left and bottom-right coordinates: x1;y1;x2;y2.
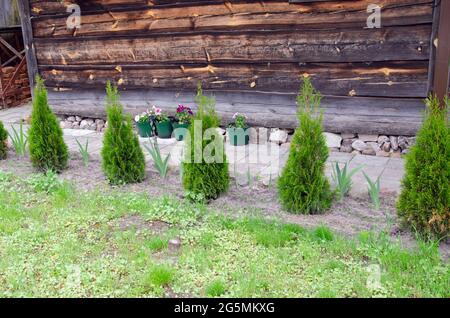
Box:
47;88;426;135
39;61;429;98
34;25;431;65
31;0;433;38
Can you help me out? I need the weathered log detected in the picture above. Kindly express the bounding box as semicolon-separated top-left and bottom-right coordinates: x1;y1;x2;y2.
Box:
39;61;429;98
31;0;432;37
34;25;430;65
47;88;426;135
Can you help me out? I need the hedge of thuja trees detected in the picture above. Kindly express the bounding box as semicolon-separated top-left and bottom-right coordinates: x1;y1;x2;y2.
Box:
28;76;68;172
397;96;449;238
101;82;146;185
182;84;229;200
278;77;333;214
0;121;8;160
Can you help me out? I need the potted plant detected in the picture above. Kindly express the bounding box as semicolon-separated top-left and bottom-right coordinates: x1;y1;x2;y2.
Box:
134;110;153;137
152;106;173;139
173;105;194;141
227;112;250;146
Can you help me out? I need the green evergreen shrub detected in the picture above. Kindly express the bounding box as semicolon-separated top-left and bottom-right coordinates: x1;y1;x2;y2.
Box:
0;121;8;160
278;77;333;214
28;76;68;172
397;96;449;238
101;81;146;185
182;84;229;200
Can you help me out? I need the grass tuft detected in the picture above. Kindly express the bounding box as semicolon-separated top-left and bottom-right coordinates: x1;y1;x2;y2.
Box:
205;279;226;297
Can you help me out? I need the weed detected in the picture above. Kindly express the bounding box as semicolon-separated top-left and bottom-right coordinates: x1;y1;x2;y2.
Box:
9;122;28;156
75;138;90;167
332;161;362;200
144;138;170;178
363;172;381;210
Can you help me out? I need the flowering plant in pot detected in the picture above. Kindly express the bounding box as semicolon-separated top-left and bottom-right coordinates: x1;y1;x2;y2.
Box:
173;105;194;141
151;106;173;139
227;112;250;146
134;110;153;137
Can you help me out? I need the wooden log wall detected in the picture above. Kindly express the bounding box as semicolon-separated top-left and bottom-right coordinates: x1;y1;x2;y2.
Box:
23;0;440;134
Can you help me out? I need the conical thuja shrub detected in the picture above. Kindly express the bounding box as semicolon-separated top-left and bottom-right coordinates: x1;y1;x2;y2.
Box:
0;121;8;160
397;96;449;238
182;83;229;200
278;77;333;214
101;81;146;185
28;76;68;172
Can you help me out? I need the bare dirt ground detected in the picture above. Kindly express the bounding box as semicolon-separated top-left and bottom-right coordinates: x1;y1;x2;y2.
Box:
0;150;448;260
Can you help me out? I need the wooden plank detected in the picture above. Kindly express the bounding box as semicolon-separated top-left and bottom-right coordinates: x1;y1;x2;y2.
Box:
432;0;450;106
28;0;432;17
34;25;431;65
18;0;38;93
31;0;433;38
427;0;440;93
47;88;426;135
0;36;23;58
39;61;429;98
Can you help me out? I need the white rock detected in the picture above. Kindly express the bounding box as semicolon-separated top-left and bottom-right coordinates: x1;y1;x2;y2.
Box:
323;132;342;148
389;136;399;151
398;136;408;149
60;121;67;129
352;140;367;151
358;134;378;142
362;147;376;156
367;142;381;152
269;129;288;145
75;116;82;122
377;135;389;144
66;116;76;122
80;120;89;129
341;133;356;139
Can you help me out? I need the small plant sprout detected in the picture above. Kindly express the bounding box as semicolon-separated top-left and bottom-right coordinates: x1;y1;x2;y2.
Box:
331;161;362;200
75;138;89;167
9;121;28;156
363;172;381;210
145;138;170;178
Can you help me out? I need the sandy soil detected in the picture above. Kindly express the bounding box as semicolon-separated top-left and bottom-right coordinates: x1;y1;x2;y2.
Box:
0;150;448;260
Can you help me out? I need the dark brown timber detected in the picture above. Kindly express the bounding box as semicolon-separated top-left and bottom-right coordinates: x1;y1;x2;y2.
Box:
432;0;450;106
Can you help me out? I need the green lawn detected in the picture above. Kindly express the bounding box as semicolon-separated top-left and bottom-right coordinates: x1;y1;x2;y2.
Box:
0;171;448;298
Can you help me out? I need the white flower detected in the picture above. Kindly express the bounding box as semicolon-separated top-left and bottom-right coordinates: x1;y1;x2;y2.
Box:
135;115;140;122
233;112;247;120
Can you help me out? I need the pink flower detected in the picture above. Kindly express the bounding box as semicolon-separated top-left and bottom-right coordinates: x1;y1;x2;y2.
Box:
152;105;162;115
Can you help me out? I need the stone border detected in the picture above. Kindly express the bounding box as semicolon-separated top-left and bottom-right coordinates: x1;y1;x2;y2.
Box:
58;116;414;158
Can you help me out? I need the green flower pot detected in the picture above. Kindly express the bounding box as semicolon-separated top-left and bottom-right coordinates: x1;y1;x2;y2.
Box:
156;120;173;139
136;120;153;138
172;122;190;141
227;127;250;146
